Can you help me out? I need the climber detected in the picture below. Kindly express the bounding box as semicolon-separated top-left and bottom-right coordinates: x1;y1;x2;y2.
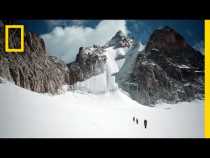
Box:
144;120;147;129
136;118;139;124
133;116;135;122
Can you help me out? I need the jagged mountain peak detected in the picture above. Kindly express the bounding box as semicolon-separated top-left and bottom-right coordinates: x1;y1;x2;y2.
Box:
117;26;204;105
106;30;135;49
145;26;203;69
146;26;188;52
114;30;126;37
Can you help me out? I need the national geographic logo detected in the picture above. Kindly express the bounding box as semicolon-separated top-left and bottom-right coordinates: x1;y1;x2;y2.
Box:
4;25;25;53
0;24;25;62
0;23;25;53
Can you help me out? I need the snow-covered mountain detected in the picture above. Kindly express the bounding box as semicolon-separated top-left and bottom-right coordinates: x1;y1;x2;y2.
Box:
116;26;204;105
69;30;144;94
105;30;134;48
75;27;204;106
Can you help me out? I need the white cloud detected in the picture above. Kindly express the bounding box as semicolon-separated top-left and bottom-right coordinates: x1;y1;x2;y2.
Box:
41;20;128;63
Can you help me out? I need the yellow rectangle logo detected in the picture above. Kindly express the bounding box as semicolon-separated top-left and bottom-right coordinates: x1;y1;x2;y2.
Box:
5;25;24;53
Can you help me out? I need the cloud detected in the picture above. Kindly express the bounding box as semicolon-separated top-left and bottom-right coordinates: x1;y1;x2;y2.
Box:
41;20;128;63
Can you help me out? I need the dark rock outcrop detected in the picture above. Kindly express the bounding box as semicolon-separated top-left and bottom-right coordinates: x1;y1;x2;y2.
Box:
117;26;204;105
67;46;107;85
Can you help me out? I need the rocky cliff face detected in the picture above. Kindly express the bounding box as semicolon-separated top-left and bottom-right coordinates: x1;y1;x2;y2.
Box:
67;46;107;85
0;21;69;94
117;26;204;105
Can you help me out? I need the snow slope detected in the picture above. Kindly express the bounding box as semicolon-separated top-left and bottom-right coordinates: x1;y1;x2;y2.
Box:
0;81;204;138
116;42;145;84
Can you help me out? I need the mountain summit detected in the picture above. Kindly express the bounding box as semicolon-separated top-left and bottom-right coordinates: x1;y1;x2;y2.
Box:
106;30;134;48
117;26;204;105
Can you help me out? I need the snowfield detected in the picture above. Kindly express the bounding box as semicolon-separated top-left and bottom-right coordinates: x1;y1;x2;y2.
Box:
0;81;204;138
0;41;204;138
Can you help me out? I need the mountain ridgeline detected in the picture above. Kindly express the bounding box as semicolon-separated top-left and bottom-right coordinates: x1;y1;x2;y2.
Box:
0;22;204;106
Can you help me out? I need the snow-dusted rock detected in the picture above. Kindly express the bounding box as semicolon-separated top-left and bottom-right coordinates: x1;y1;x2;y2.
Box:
105;30;134;49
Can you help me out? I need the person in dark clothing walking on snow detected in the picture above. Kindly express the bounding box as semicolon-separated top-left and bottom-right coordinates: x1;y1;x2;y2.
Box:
136;118;138;124
144;120;147;129
133;116;135;122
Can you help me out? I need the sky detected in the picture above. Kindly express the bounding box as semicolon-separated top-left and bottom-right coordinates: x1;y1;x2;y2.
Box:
18;20;204;63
